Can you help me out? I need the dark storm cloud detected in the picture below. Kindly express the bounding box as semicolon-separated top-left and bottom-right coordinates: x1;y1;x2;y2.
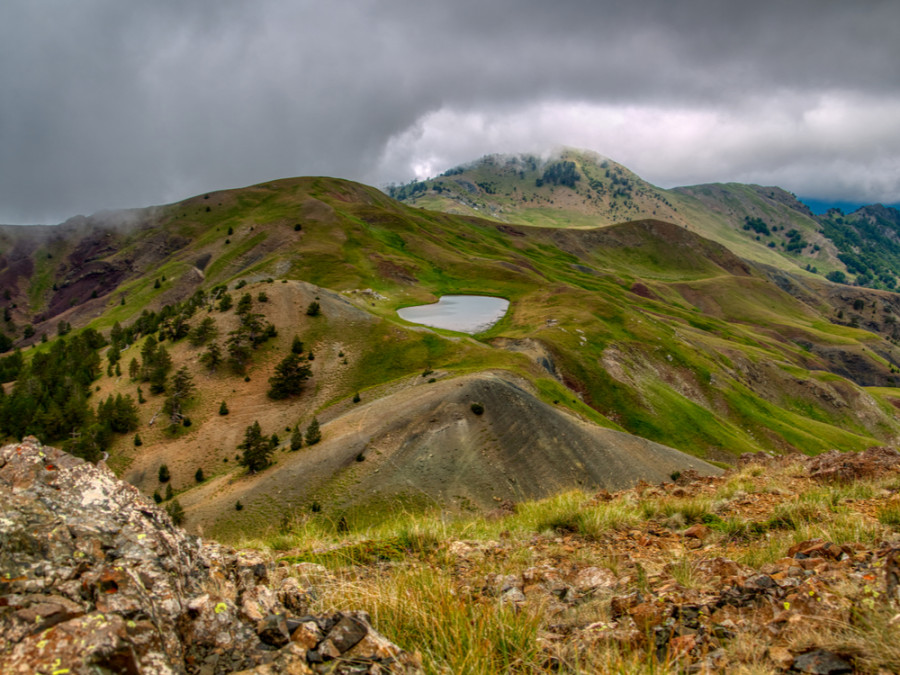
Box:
2;0;899;223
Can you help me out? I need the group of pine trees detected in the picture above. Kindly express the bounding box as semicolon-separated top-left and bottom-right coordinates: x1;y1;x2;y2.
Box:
0;328;132;462
195;292;277;375
237;417;320;474
0;280;323;470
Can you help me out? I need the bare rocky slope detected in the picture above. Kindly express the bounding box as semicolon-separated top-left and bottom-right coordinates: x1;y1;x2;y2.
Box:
190;371;721;537
0;437;421;674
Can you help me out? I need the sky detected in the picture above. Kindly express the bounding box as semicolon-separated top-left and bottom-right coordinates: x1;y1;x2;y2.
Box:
2;0;900;224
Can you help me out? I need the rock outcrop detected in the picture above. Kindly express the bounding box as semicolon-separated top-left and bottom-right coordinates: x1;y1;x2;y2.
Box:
0;438;421;674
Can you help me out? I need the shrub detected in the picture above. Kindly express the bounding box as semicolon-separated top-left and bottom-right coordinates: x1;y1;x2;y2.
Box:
219;400;229;416
152;490;161;504
470;402;484;415
164;483;174;501
133;434;143;447
306;301;320;317
158;464;170;483
353;392;361;403
235;500;244;511
195;467;204;483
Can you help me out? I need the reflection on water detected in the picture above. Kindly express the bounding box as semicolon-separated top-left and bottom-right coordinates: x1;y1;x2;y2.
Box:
397;295;509;334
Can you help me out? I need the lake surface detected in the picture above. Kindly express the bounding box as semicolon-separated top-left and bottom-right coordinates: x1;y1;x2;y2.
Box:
397;295;510;334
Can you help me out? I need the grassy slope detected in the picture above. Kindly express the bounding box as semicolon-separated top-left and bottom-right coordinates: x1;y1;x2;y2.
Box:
398;149;846;276
5;171;900;536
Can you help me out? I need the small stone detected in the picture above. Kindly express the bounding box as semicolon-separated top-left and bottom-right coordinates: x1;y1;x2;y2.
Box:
683;524;710;540
792;649;853;674
318;638;341;660
742;574;777;591
290;621;322;649
500;587;526;604
326;613;368;653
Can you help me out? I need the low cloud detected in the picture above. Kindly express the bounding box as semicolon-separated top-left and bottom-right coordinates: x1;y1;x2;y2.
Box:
2;0;899;223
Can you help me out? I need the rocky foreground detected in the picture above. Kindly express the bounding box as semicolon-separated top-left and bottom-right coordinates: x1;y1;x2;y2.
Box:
0;437;421;674
4;436;900;674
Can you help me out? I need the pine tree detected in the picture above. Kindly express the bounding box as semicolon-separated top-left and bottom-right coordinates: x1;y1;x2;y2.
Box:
164;483;174;501
225;332;252;374
163;366;196;427
218;400;229;416
290;426;303;451
306;301;320;316
200;342;222;371
291;335;304;354
305;418;321;446
238;421;273;473
267;353;312;399
195;467;204;482
218;292;233;312
158;464;170;483
189;316;218;346
236;293;253;316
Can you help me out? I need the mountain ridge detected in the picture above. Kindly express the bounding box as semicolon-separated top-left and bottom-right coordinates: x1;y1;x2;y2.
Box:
1;153;900;537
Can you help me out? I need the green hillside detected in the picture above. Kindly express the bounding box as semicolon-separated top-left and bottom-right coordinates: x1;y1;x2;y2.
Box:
2;162;900;535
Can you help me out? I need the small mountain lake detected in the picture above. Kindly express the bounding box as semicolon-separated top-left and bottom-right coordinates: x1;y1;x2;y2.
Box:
397;295;510;334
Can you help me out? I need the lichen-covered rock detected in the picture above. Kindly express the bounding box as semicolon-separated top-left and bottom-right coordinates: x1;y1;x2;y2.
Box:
0;438;421;674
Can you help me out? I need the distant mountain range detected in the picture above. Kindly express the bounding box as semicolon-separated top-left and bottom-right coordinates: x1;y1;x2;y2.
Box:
389;148;900;291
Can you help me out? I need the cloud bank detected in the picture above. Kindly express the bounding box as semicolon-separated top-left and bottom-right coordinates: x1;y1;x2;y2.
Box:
2;0;899;223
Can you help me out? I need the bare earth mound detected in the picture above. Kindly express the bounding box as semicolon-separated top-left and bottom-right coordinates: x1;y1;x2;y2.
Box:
192;372;720;534
346;372;722;509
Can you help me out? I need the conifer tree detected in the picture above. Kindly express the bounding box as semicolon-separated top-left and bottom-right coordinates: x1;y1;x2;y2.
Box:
163;366;196;428
305;418;321;446
267;353;312;399
238;421;273;473
290;426;303;451
200;342;222;371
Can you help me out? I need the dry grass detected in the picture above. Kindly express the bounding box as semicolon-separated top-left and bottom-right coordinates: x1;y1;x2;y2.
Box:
245;462;900;674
